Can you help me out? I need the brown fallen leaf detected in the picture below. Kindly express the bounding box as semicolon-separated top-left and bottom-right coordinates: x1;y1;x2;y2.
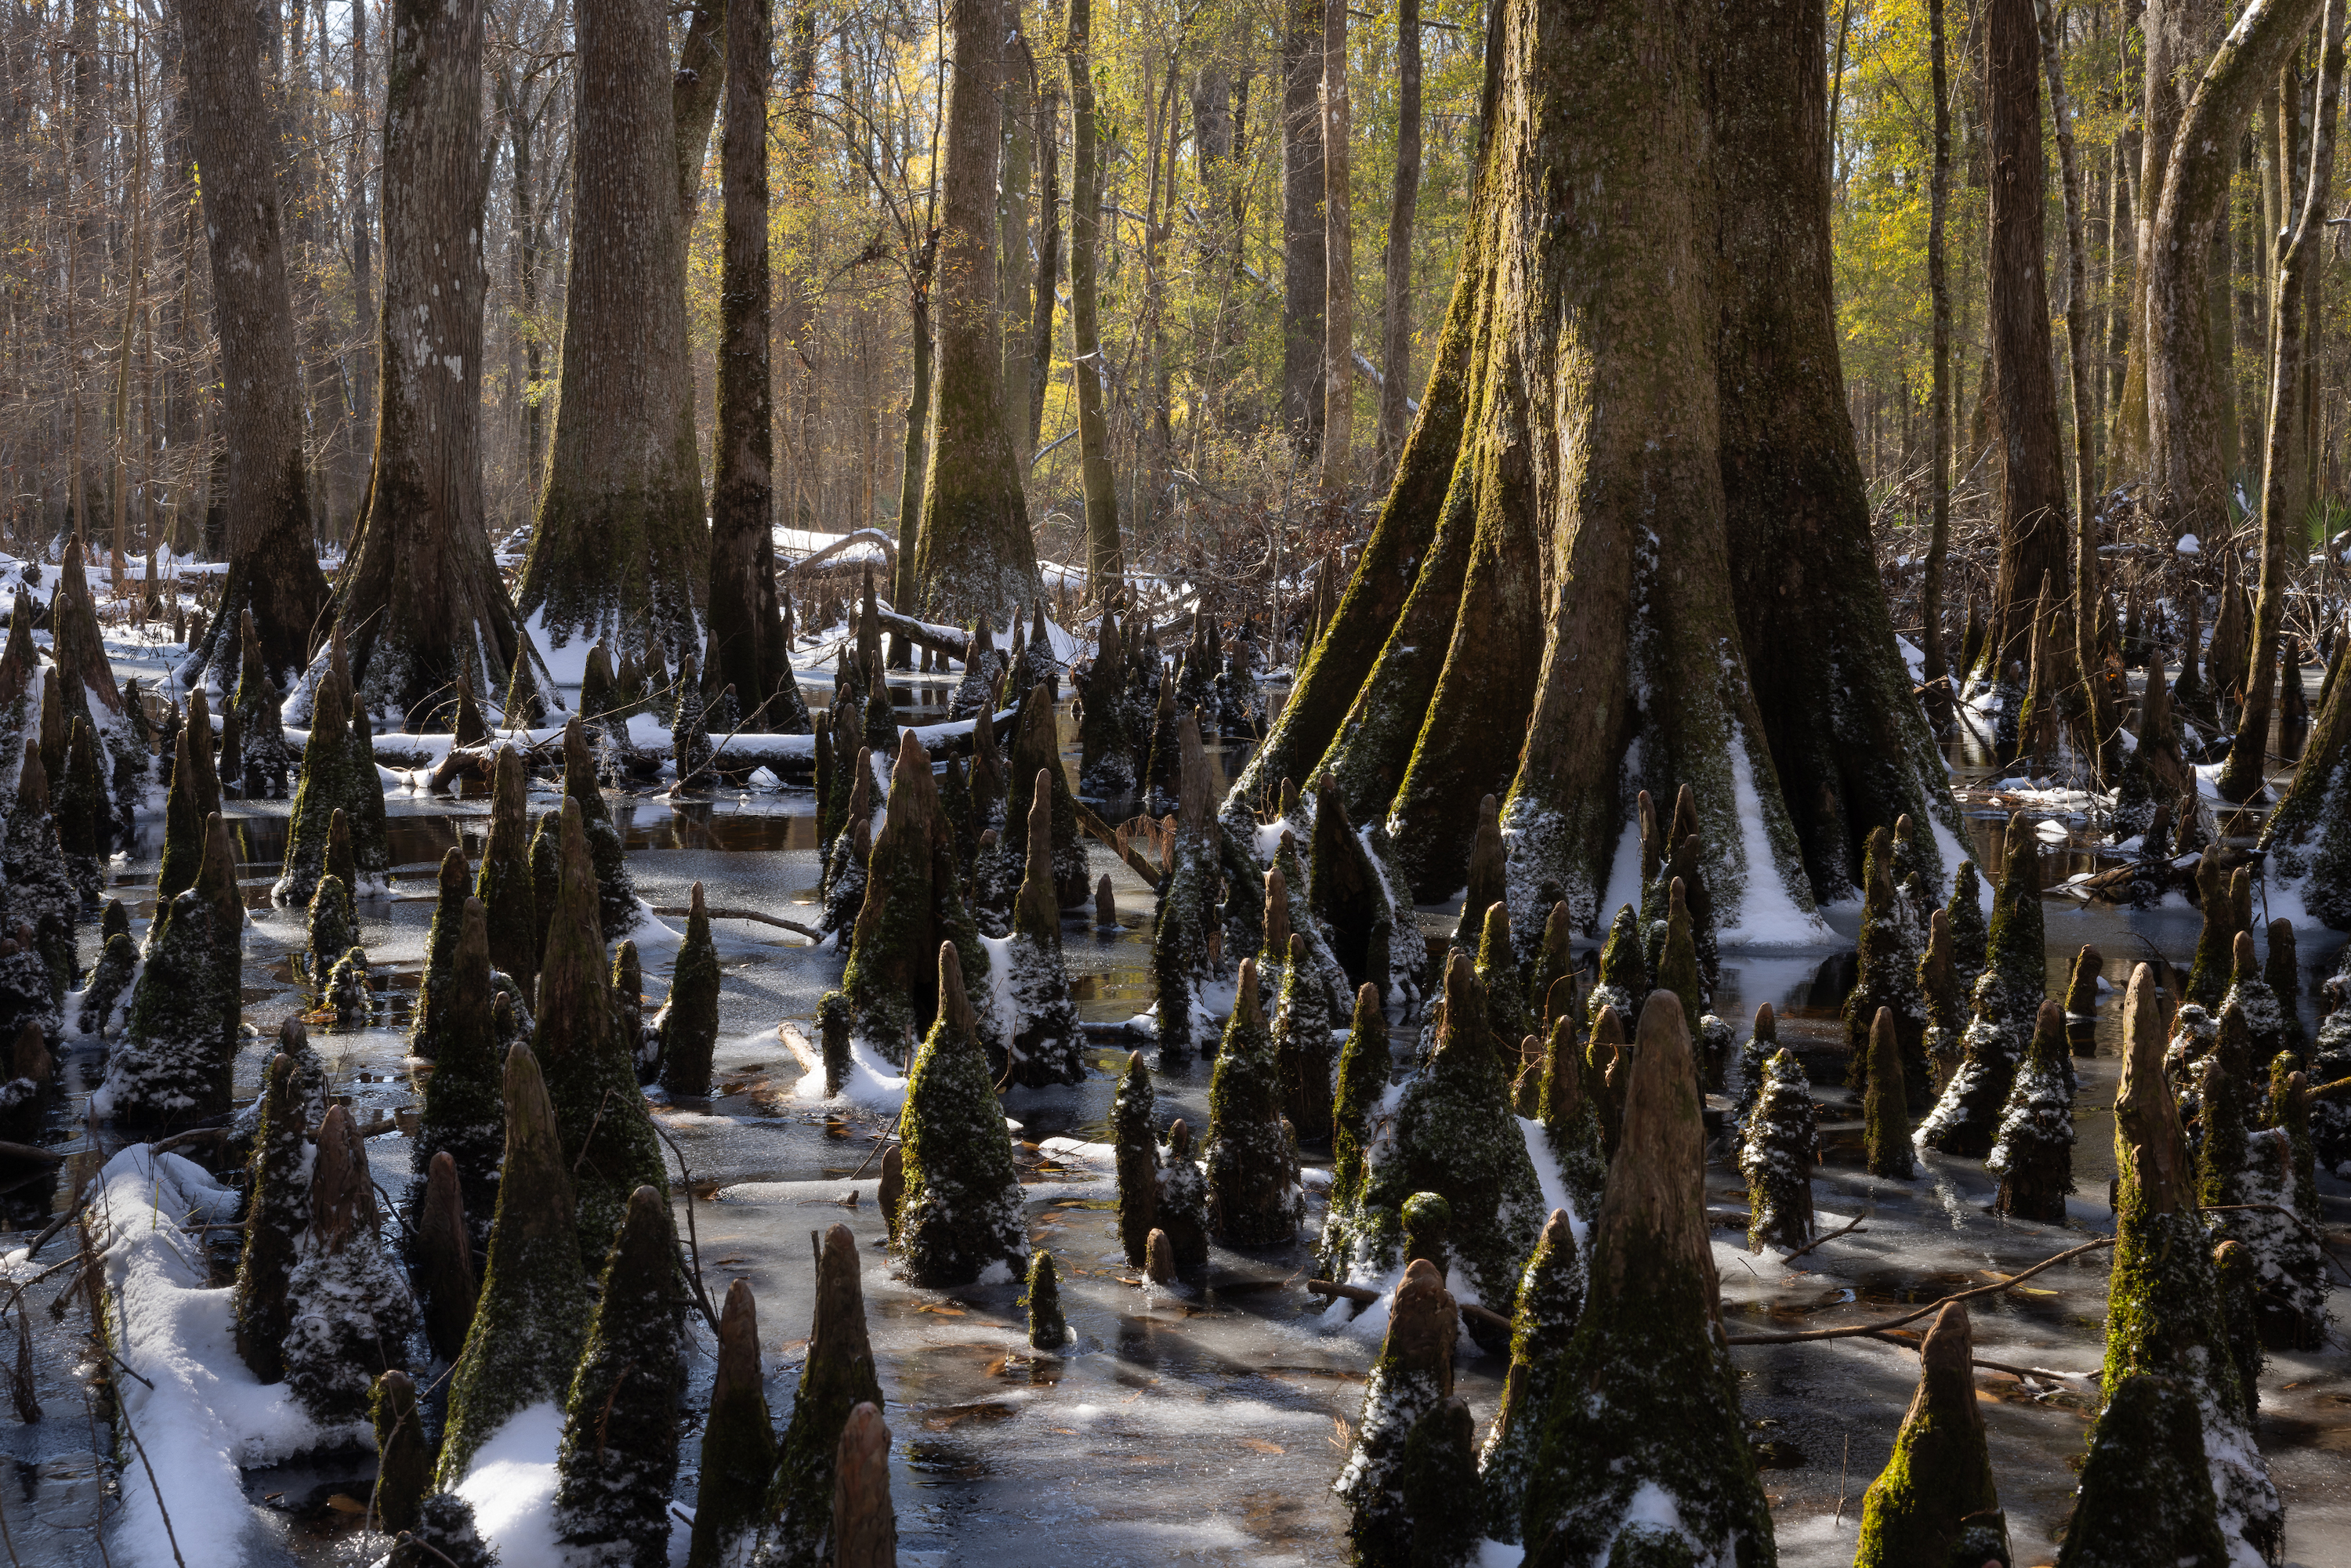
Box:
1238;1439;1284;1455
324;1495;368;1515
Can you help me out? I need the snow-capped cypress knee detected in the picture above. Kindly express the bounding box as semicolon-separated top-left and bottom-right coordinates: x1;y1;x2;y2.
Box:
1741;1046;1817;1250
1334;1258;1458;1568
1205;956;1301;1247
106;812;241;1124
234;1052;310;1383
1157;1119;1210;1275
283;1105;422;1422
275;652;390;904
3;743;77;1002
1477;1209;1585;1544
1276;932;1337;1143
1988;1001;2075;1222
1919;816;2045;1157
2219;929;2287;1074
767;1222;888;1568
414;1150;477;1363
414;897;504;1189
1863;1005;1917;1180
436;1042;591;1487
1853;1302;2001;1567
1846;827;1929;1110
1004;771;1082;1087
552;1186;686;1568
1113;1052;1157;1267
474;745;538;999
304;873;354;989
2055;1372;2231;1568
687;1279;777;1568
79;924;135;1037
1025;1249;1070;1350
1520;993;1773;1566
655;883;722;1096
371;1370;429;1533
1586;904;1646;1028
897;942;1027;1285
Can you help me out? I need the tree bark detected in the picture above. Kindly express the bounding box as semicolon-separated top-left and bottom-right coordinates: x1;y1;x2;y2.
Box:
1318;0;1351;496
912;0;1041;621
998;38;1035;475
2146;0;2327;539
1279;0;1324;448
516;0;708;666
1715;0;1967;902
180;0;331;686
1028;56;1062;454
1374;0;1419;486
2222;0;2342;802
1983;0;2071;683
2039;0;2106;749
705;0;805;733
672;1;725;223
335;0;517;728
1066;0;1119;599
1921;0;1953;724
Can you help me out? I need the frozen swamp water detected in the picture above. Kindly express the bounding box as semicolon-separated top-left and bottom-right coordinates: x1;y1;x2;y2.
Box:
0;657;2346;1568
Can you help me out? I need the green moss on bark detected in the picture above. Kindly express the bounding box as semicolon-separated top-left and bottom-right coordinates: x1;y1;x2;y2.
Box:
768;1223;888;1567
897;942;1027;1285
656;883;722;1096
1477;1209;1585;1543
1853;1302;1999;1567
687;1279;777;1568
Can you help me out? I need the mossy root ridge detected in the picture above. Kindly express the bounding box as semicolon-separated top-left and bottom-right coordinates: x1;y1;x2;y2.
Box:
766;1223;887;1568
897;943;1027;1287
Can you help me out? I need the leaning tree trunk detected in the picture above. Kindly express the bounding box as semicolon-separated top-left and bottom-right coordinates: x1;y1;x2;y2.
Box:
180;0;331;686
1066;0;1120;599
335;0;520;729
2146;0;2328;541
704;0;803;731
2222;0;2342;802
1715;0;1967;902
1279;0;1325;448
912;0;1042;621
1981;0;2072;685
514;0;708;667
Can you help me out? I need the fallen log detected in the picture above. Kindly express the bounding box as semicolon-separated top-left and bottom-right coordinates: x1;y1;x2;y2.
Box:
1306;1275;1512;1334
649;904;822;941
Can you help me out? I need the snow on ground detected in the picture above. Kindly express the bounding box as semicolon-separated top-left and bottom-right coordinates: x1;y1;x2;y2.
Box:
89;1145;366;1568
447;1400;696;1568
792;1036;910;1114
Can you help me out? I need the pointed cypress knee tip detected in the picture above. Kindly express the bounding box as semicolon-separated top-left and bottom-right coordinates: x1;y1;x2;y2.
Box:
1233;958;1261;1025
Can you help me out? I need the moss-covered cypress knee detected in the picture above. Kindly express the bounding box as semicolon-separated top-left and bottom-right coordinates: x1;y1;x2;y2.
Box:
414;1150;478;1363
1449;795;1503;952
846;730;994;1063
897;942;1027;1285
1320;983;1391;1274
436;1043;590;1487
1205;957;1303;1248
611;939;649;1079
2063;943;2104;1056
560;715;639;940
1005;770;1082;1086
1157;1120;1211;1275
415;898;505;1189
831;1402;897;1568
1588;1005;1627;1158
687;1279;777;1568
410;847;472;1059
1864;1005;1918;1179
768;1223;888;1568
552;1186;686;1568
284;1106;421;1422
1586;904;1646;1028
2261;918;2306;1058
1920;817;2045;1156
1025;1249;1070;1350
2055;1371;2230;1568
655;882;722;1095
1334;1258;1458;1568
1476;1209;1585;1544
1846;827;1929;1108
371;1370;429;1534
276;655;390;904
1473;902;1532;1059
1113;1052;1157;1267
304;873;354;989
1394;1394;1478;1568
234;1053;309;1383
2218;929;2287;1075
1520;993;1773;1566
1276;932;1338;1142
474;745;538;998
106;813;241;1124
3;743;78;1003
1943;859;1987;994
535;798;668;1247
74;927;136;1039
1537;1010;1606;1223
1741;1046;1817;1250
1854;1302;2001;1567
2184;846;2237;1010
1988;1001;2075;1222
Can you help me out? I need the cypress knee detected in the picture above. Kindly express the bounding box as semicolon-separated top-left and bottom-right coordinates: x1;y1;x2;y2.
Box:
769;1224;887;1568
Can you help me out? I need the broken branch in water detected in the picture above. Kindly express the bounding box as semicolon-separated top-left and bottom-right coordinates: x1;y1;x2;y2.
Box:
1722;1235;2117;1344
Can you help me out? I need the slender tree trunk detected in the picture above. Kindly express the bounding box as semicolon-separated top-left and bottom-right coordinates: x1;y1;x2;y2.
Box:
1716;0;1968;900
335;0;515;726
1922;0;1953;718
181;0;331;684
1374;0;1418;487
2222;0;2342;801
2146;0;2327;539
1317;0;1351;496
516;0;708;665
2039;0;2106;748
704;0;802;733
776;0;817;528
1028;47;1061;454
1278;0;1324;450
1065;0;1118;599
913;0;1041;620
672;2;724;223
893;245;933;624
350;0;375;514
998;37;1034;475
1983;0;2071;680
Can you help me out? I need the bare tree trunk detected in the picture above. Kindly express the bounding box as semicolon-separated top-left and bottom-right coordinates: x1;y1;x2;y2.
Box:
913;0;1041;620
672;1;724;223
1373;0;1418;487
1279;0;1324;450
1065;0;1118;600
1983;0;2070;681
350;0;375;516
1922;0;1953;719
776;0;817;528
181;0;331;683
1716;0;1967;900
335;0;516;727
516;0;708;665
2222;0;2342;802
998;36;1034;475
1317;0;1351;496
1028;45;1061;454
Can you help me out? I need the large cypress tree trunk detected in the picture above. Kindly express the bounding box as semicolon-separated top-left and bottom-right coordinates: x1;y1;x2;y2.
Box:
912;0;1041;621
516;0;708;665
1982;0;2071;681
1715;0;1967;900
704;0;802;731
1279;0;1325;448
1065;0;1120;599
335;0;520;729
180;0;331;685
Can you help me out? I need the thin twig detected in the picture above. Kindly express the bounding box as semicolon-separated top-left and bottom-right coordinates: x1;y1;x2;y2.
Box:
647;1120;721;1336
112;1382;186;1568
1781;1210;1871;1264
1722;1235;2117;1345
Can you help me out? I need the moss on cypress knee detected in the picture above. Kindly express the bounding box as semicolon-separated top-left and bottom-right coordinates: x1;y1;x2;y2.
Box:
1988;1001;2074;1222
686;1279;776;1568
1863;1006;1917;1179
437;1042;590;1486
1005;771;1082;1087
2056;1371;2230;1568
1586;904;1646;1028
475;745;539;998
1335;1258;1458;1568
1520;994;1772;1566
1473;902;1533;1058
552;1186;686;1568
1113;1051;1157;1267
305;873;354;988
1476;1208;1584;1543
1846;827;1929;1110
1920;817;2043;1156
107;813;241;1124
2184;847;2237;1010
4;743;78;1005
1156;1119;1210;1274
1024;1248;1070;1350
897;942;1027;1285
846;730;994;1063
234;1052;309;1383
415;898;505;1188
1276;932;1338;1142
284;1106;420;1422
1205;957;1303;1248
1741;1047;1817;1250
768;1223;888;1568
1943;859;1987;993
1537;1012;1606;1223
1853;1302;2000;1567
276;655;390;904
410;847;472;1060
655;883;722;1096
